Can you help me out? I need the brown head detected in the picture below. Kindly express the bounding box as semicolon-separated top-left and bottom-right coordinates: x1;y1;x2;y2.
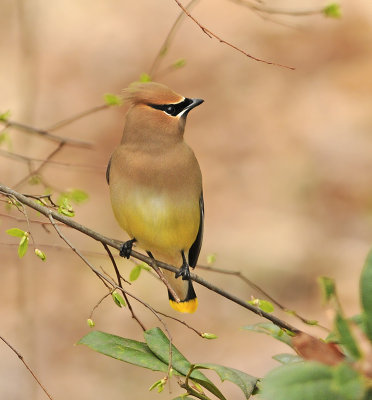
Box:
121;82;203;146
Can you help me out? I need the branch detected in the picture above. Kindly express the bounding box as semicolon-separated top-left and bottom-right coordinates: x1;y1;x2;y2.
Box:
13;142;66;189
1;119;92;148
149;0;199;79
198;264;327;330
102;242;147;331
0;183;299;333
173;0;295;70
0;148;104;171
0;335;54;400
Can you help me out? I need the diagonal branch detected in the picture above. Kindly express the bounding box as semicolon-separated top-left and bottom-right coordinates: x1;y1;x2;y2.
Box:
0;335;54;400
0;119;92;148
0;183;299;333
173;0;295;70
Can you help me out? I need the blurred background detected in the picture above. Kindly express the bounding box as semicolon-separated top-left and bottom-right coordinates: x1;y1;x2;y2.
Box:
1;0;372;398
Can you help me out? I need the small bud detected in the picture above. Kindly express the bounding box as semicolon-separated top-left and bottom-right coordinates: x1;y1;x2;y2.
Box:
112;291;126;308
87;318;95;328
201;332;218;339
35;248;46;261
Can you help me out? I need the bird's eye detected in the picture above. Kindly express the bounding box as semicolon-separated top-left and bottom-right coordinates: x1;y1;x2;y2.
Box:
165;105;176;115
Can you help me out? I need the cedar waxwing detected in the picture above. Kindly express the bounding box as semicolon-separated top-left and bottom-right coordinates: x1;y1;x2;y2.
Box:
106;82;204;313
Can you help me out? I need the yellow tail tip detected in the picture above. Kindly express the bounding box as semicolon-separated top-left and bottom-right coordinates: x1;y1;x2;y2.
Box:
169;297;198;313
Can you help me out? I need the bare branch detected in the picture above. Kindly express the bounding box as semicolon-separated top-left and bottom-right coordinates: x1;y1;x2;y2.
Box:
0;149;104;171
149;0;199;79
198;264;327;330
45;104;109;132
14;142;66;189
173;0;295;70
102;243;146;331
0;119;92;148
0;335;54;400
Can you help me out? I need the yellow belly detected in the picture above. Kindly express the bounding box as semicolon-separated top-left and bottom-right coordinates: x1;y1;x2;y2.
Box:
110;185;200;256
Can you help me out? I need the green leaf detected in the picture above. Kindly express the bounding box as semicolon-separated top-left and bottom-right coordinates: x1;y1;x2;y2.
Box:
360;249;372;342
58;196;75;217
334;312;361;360
6;228;25;237
206;253;216;265
323;3;341;18
18;234;29;258
248;298;274;313
139;73;151;82
129;264;142;281
34;248;46;261
318;276;337;303
112;291;126;308
103;93;123;106
194;363;258;399
149;378;166;393
172;397;194;400
173;58;186;69
242;323;293;347
0;110;11;121
144;328;227;400
272;353;303;364
69;189;89;204
77;330;172;373
261;362;365;400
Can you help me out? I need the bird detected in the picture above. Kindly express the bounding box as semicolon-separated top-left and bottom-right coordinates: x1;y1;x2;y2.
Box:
106;81;204;313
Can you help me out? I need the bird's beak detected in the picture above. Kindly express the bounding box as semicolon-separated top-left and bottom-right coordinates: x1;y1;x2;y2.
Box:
188;98;204;110
181;98;204;118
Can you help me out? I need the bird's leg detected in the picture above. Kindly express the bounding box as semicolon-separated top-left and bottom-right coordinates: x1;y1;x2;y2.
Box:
176;250;191;280
119;238;136;259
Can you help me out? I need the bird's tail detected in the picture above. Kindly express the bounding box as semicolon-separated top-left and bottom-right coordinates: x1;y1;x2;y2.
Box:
168;280;198;313
161;268;198;313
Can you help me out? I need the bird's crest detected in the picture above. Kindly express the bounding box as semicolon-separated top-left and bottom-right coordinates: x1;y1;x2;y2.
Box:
122;82;183;106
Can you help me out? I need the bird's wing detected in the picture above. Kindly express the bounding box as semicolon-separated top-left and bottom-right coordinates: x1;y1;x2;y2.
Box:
188;191;204;268
106;156;112;184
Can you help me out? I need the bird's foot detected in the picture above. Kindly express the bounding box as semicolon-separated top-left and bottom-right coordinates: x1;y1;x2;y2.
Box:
176;251;191;280
119;238;136;259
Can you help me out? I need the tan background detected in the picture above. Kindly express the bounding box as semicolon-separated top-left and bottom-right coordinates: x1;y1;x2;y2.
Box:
1;0;372;399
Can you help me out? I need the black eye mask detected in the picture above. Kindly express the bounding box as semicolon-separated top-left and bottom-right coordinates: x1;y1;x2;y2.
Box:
148;98;193;117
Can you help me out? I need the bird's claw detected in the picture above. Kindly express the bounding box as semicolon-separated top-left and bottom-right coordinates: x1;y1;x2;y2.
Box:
176;264;191;280
119;238;136;259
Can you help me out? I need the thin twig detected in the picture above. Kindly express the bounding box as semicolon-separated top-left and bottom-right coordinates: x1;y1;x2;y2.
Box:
0;335;54;400
14;142;66;189
89;291;113;320
173;0;295;70
46;211;111;290
46;104;109;132
0;119;92;148
0;183;300;333
102;243;146;331
149;0;199;78
0;149;104;171
198;264;327;330
180;364;211;400
156;310;204;337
